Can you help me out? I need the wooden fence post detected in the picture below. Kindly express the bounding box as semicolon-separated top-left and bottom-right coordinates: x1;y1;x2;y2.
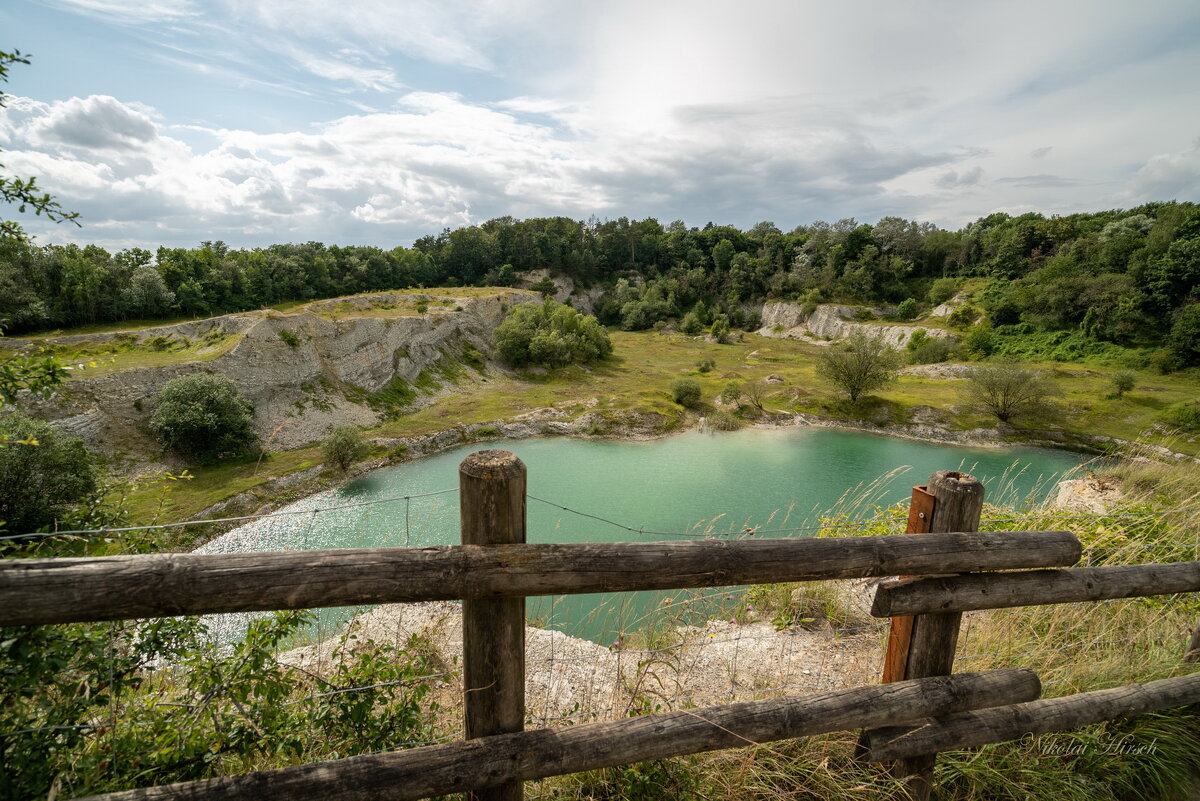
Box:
460;450;527;801
881;484;937;683
1186;619;1200;663
888;470;985;800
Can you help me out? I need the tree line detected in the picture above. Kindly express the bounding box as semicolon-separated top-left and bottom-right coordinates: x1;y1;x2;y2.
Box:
1;203;1197;364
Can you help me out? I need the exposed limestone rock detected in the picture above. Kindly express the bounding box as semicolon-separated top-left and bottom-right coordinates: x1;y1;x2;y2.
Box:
929;290;972;318
901;363;973;379
517;269;574;304
1049;476;1124;514
21;291;539;455
759;301;810;331
758;302;957;348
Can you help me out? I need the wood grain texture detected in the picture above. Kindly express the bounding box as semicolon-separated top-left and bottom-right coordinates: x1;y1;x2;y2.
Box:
0;531;1080;626
881;485;936;684
459;450;526;801
1186;620;1200;663
75;669;1040;801
865;671;1200;761
893;470;985;798
872;561;1200;616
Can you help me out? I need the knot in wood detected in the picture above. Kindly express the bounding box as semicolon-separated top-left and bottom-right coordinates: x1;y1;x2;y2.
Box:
460;449;526;480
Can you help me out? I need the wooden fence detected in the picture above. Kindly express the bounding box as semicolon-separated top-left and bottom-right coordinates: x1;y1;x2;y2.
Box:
2;450;1198;801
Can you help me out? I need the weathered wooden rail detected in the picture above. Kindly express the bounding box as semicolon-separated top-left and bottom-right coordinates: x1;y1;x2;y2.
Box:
0;531;1081;626
2;451;1198;801
77;670;1042;801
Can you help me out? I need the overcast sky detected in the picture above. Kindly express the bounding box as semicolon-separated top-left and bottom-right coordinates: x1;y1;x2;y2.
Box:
3;0;1200;250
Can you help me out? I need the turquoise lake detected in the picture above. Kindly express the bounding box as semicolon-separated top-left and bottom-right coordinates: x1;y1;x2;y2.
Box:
199;427;1089;643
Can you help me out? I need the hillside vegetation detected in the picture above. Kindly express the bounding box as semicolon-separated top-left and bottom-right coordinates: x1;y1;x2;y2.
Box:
2;204;1198;374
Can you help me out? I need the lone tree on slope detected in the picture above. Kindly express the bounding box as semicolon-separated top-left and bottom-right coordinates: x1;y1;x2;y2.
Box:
816;330;902;403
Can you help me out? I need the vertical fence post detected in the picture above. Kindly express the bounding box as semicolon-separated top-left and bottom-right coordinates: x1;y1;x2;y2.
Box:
880;484;937;683
889;470;985;800
1186;620;1200;663
460;450;527;801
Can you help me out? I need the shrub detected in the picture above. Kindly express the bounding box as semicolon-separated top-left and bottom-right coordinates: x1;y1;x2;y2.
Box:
709;314;731;343
494;298;612;369
706;409;741;430
278;330;300;348
322;426;369;471
1150;348;1179;374
1161;401;1200;431
1109;370;1136;399
963;324;998;358
947;304;978;329
1169;304;1200;366
720;380;744;408
670;377;702;407
679;311;704;335
696;358;715;373
816;331;902;403
530;276;557;297
0;412;97;535
906;329;955;364
895;298;918;320
148;373;257;461
928;277;959;305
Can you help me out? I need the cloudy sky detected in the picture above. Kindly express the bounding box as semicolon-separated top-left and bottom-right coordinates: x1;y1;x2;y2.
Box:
3;0;1200;250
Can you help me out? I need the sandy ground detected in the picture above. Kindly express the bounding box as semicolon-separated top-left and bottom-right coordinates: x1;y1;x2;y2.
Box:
279;580;887;725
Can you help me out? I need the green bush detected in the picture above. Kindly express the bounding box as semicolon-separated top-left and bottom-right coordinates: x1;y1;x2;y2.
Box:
322;425;369;471
928;277;959;305
1161;401;1200;431
1109;370;1137;399
895;298;918;320
696;358;715;373
278;330;300;348
0;412;97;535
530;276;557;297
947;304;978;329
494;298;612;369
709;314;731;343
963;325;998;358
1150;348;1180;374
706;408;741;430
148;373;257;461
719;380;744;407
670;377;702;407
1169;304;1200;366
905;329;955;364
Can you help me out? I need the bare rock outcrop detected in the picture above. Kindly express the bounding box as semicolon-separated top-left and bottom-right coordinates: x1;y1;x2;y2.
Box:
758;302;957;348
20;290;539;455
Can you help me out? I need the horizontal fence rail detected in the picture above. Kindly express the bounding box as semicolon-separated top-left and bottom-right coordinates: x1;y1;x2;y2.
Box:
0;531;1080;626
872;561;1200;616
75;670;1041;801
864;671;1200;762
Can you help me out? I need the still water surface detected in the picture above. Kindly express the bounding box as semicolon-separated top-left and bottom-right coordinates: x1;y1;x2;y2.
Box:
199;427;1087;643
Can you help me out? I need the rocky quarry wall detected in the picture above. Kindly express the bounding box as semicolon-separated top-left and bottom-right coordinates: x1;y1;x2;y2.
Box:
758;302;957;348
21;291;538;456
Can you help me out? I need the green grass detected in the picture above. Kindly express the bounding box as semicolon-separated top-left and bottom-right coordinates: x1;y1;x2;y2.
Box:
115;328;1200;525
8;314;215;340
124;445;326;526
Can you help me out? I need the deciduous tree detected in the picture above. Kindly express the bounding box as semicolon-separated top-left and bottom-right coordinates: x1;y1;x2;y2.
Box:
816;331;902;403
964;363;1061;423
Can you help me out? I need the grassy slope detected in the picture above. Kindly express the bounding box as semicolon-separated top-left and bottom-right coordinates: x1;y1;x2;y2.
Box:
124;327;1200;525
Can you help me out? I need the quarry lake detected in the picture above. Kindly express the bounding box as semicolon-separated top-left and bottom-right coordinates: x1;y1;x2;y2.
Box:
199;427;1089;644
